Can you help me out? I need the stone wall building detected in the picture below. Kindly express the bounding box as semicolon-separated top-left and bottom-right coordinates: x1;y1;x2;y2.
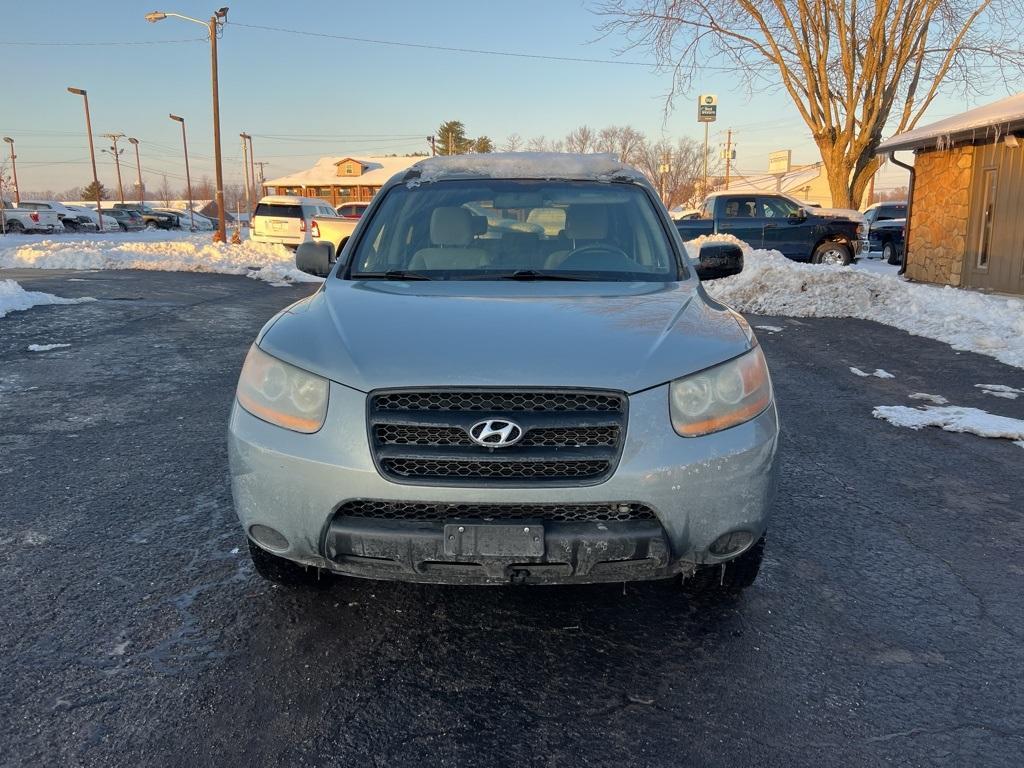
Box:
877;93;1024;295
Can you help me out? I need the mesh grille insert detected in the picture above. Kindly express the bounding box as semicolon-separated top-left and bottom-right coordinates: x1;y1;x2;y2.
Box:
374;391;623;413
336;500;657;523
375;424;619;448
381;458;610;480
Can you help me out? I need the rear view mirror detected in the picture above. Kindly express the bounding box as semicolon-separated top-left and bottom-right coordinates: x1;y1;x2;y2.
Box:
788;208;807;222
296;242;333;277
694;243;743;281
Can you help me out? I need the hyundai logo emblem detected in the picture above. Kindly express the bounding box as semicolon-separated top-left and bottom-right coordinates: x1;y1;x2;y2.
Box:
468;419;524;448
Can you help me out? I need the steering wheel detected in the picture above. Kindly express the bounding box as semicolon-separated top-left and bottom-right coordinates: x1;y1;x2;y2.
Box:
563;243;632;263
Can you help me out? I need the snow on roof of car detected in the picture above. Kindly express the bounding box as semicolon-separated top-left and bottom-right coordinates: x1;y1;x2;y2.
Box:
407;152;647;183
877;91;1024;153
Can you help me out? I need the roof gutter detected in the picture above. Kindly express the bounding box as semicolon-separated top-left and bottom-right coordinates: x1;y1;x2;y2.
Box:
887;151;915;276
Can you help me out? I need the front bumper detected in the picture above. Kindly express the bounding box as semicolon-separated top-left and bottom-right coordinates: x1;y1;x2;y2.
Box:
228;383;780;585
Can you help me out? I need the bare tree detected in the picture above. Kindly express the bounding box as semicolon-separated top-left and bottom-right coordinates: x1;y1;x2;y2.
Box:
595;125;647;164
502;133;524;152
599;0;1024;208
565;125;597;153
636;137;707;208
156;174;174;206
526;135;549;152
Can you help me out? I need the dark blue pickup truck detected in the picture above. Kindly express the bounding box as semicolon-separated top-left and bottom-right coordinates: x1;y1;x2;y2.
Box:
676;192;864;265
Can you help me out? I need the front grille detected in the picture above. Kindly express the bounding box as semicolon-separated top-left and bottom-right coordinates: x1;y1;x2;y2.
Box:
368;388;627;486
336;500;656;523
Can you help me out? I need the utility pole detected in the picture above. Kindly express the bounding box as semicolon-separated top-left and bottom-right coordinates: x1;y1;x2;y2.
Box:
245;133;256;209
128;137;143;204
240;133;252;224
67;87;103;230
103;133;126;203
427;135;436;156
2;137;18;205
724;129;733;191
254;162;267;192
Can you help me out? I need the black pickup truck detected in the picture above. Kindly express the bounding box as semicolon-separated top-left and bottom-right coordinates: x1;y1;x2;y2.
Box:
676;193;864;265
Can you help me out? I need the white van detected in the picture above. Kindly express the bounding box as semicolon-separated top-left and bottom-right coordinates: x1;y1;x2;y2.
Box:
250;195;338;248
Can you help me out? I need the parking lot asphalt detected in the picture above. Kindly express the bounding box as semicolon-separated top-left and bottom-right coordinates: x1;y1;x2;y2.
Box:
1;268;1023;768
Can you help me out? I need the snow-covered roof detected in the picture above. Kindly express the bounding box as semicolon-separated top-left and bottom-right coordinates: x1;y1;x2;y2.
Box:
263;156;424;188
877;92;1024;153
409;152;647;183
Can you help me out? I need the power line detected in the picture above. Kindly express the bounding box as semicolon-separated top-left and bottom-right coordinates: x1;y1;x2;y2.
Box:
0;37;206;47
228;22;656;67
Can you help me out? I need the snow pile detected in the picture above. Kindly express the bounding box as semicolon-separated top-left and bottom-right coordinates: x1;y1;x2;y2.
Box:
873;405;1024;444
0;233;322;287
976;384;1023;400
850;367;895;379
691;235;1024;370
413;152;644;183
909;392;948;405
28;343;71;352
0;279;94;319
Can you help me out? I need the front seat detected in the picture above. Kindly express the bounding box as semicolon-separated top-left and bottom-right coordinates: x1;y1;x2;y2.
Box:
409;207;489;271
544;205;608;269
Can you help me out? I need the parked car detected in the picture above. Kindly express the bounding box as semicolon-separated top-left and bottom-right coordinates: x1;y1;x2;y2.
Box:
675;192;864;265
17;200;97;232
113;203;180;230
861;201;907;263
62;204;119;231
153;207;214;231
100;208;145;231
1;200;61;233
64;205;121;233
309;213;358;262
250;195;338;249
230;153;779;599
335;201;370;219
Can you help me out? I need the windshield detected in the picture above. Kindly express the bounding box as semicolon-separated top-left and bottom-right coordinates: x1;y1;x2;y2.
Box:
346;180;681;281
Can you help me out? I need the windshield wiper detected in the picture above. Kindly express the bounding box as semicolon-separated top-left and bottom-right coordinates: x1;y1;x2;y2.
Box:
471;270;589;281
356;270;434;281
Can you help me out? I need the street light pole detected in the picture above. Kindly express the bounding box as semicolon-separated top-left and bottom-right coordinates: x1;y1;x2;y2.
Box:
128;138;144;205
67;87;103;230
169;114;196;231
245;133;256;209
1;137;18;206
146;7;229;242
103;133;126;203
240;133;252;224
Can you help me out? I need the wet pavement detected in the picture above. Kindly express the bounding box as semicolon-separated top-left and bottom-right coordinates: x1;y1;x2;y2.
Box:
1;269;1022;767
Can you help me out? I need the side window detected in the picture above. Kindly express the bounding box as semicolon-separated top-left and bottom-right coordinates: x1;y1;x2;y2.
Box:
722;198;757;218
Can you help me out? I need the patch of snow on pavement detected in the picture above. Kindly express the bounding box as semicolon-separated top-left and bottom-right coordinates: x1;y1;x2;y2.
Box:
909;393;949;405
0;232;322;287
0;279;95;319
27;343;71;352
690;234;1024;370
976;384;1023;400
873;405;1024;443
755;325;783;333
850;367;895;379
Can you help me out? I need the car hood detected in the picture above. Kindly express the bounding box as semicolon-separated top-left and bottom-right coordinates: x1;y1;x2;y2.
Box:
258;279;751;393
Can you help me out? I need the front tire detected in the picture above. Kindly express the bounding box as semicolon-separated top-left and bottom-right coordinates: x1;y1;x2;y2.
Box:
681;535;766;599
146;221;159;230
812;242;852;266
248;539;332;589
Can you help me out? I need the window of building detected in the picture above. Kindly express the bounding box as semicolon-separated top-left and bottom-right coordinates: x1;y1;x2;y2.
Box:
977;169;997;269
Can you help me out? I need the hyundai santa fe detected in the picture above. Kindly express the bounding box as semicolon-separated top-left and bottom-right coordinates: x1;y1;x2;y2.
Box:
228;153;780;598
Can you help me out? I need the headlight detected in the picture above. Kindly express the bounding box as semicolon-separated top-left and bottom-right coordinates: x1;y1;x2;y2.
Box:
669;346;773;437
235;345;328;433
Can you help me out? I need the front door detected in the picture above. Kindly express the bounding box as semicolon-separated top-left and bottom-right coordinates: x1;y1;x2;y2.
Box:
715;196;765;249
760;196;815;259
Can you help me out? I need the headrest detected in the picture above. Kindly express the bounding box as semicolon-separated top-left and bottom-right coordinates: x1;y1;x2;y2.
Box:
430;207;475;246
470;214;488;236
564;205;608;240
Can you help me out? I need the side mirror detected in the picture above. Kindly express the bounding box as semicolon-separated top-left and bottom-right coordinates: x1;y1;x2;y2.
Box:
694;243;743;281
296;242;333;277
788;208;807;222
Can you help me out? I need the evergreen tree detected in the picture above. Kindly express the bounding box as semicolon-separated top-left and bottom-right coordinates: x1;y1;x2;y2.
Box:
435;121;473;155
472;136;494;154
81;180;108;202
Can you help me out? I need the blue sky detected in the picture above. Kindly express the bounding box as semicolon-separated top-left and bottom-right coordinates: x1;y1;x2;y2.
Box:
0;0;992;196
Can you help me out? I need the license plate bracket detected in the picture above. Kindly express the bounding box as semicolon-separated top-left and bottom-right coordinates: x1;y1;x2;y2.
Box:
443;523;545;558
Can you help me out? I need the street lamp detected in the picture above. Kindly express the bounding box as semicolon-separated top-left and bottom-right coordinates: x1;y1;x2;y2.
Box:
245;133;256;210
2;137;18;206
239;132;252;224
146;7;229;242
169;114;196;231
128;137;144;205
67;87;103;230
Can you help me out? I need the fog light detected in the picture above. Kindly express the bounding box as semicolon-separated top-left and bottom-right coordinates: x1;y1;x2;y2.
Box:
709;530;753;556
249;524;289;551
